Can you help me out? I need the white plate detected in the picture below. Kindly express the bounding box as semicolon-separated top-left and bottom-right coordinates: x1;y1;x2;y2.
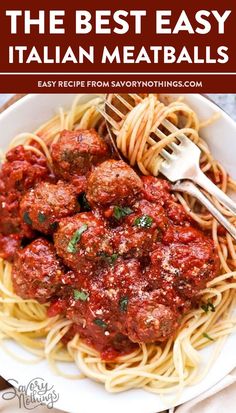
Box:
0;94;235;413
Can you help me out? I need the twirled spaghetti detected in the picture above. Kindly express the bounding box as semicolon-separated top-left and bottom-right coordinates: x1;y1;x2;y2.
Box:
0;94;236;397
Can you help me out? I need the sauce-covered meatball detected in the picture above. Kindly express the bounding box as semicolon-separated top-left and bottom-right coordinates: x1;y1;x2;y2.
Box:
20;181;79;234
12;238;64;303
65;258;144;358
51;129;109;179
0;146;51;259
0;146;50;236
141;176;191;224
86;160;143;207
125;294;180;343
106;198;169;258
111;223;158;258
150;225;219;299
54;212;112;272
141;176;171;204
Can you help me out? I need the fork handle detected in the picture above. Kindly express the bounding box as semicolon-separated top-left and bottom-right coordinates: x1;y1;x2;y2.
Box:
172;180;236;241
193;169;236;215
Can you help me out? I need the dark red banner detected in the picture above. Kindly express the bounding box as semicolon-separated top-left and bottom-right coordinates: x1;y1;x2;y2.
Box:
0;0;235;92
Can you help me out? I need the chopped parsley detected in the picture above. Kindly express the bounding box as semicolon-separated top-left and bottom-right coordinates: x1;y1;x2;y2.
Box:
50;222;58;231
67;224;88;253
93;318;107;329
23;212;32;226
38;212;47;223
99;252;119;265
73;289;89;302
119;296;129;312
113;206;133;220
201;301;215;313
78;193;91;211
133;215;153;228
203;332;214;341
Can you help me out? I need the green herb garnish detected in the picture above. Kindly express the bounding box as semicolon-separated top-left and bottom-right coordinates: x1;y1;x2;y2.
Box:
23;212;32;226
201;301;215;313
99;252;119;265
50;222;58;231
203;332;214;341
133;215;153;228
67;224;88;253
113;206;133;220
78;193;91;211
73;289;89;301
119;296;129;312
82;194;91;211
94;318;107;329
38;212;47;223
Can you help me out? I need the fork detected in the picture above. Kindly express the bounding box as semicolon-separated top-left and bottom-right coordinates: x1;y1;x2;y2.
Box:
159;117;236;215
97;93;236;241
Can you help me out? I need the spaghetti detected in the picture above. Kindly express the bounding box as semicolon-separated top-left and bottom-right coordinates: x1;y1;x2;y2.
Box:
0;94;236;396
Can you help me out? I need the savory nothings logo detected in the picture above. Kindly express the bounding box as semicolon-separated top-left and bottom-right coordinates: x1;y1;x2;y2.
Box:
1;377;59;409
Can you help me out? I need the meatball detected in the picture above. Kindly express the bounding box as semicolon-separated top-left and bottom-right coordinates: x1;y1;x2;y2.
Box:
86;160;143;207
111;225;157;258
0;145;51;236
51;129;109;179
54;212;112;272
141;176;171;204
125;294;180;343
65;258;144;356
108;198;169;258
1;145;51;193
141;176;190;224
20;181;79;234
12;238;64;303
150;226;219;299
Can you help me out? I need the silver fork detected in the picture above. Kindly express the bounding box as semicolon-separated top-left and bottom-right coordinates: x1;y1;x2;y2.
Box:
97;93;236;241
172;180;236;240
159;117;236;215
